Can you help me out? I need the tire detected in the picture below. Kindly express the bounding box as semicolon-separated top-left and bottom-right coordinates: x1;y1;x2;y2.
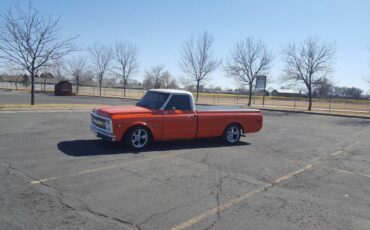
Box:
222;124;241;145
124;126;151;150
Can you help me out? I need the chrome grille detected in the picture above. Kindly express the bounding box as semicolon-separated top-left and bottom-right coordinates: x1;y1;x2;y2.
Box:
91;113;106;129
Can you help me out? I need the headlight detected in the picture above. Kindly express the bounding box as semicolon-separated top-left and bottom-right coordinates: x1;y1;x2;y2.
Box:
106;119;113;133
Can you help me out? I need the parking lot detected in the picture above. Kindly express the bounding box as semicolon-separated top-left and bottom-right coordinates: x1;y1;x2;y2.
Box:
1;96;370;230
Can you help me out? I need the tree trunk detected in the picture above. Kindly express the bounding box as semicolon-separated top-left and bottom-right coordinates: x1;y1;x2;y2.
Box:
248;83;253;106
31;72;35;105
196;81;200;102
76;78;79;95
123;80;127;98
99;80;102;96
43;77;46;92
308;87;312;111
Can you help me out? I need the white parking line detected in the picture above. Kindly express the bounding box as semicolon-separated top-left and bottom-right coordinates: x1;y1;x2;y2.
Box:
320;166;370;179
171;140;362;230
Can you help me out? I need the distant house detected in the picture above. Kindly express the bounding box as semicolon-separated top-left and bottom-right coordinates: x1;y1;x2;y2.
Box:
129;83;144;90
271;89;303;98
0;75;24;83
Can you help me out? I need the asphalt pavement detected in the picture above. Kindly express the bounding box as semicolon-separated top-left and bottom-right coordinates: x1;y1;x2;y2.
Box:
1;93;370;230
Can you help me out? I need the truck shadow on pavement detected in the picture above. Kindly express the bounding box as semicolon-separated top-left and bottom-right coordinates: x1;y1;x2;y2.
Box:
57;139;250;156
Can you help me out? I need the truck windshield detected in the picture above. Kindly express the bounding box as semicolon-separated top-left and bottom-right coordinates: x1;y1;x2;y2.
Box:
136;91;170;109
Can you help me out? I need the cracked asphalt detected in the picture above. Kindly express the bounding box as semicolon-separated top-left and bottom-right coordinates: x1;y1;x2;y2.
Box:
1;96;370;230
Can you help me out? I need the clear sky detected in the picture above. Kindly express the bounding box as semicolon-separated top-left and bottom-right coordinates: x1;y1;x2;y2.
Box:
1;0;370;92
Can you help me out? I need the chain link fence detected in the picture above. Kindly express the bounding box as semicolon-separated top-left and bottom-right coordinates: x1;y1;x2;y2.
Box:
1;81;369;116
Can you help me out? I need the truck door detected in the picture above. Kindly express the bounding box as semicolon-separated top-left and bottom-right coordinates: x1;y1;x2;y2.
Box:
162;94;197;140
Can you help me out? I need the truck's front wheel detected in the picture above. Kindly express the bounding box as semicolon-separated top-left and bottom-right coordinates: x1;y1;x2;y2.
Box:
223;124;241;144
124;126;151;150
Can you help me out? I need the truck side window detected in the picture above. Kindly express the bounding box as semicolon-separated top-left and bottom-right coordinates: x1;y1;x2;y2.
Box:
165;95;192;110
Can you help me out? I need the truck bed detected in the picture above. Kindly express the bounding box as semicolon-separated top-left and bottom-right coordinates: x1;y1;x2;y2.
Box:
195;104;260;112
194;104;263;137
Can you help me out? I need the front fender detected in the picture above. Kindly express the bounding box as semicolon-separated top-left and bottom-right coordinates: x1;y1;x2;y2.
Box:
115;121;157;142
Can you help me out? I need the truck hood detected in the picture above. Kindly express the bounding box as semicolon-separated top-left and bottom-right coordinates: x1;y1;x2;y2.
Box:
97;105;152;117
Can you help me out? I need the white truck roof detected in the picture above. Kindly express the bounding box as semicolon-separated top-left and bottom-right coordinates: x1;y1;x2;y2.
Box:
148;89;260;112
149;89;193;96
149;89;195;110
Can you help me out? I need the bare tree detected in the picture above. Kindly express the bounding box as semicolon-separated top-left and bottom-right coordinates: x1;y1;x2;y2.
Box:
367;48;370;86
143;65;167;89
365;77;370;85
89;43;113;96
21;74;30;87
113;41;139;98
80;70;95;86
6;68;23;90
39;71;53;92
0;3;77;105
178;75;195;89
282;38;335;110
313;77;334;98
162;71;178;89
68;56;86;94
224;37;272;106
179;31;221;102
51;58;65;82
364;74;370;90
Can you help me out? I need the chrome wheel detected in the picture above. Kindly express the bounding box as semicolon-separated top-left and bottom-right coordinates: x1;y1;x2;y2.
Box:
131;128;148;148
226;126;240;143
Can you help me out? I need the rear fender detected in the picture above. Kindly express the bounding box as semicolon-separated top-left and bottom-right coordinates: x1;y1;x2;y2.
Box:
225;121;245;134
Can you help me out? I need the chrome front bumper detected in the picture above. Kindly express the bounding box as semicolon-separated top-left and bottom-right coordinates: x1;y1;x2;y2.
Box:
90;124;116;142
90;111;116;142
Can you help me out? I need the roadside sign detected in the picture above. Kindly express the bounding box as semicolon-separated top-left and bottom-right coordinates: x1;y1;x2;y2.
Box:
255;75;266;89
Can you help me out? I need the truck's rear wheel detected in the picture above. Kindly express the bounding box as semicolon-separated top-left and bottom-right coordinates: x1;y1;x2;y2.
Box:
124;126;151;150
222;124;241;144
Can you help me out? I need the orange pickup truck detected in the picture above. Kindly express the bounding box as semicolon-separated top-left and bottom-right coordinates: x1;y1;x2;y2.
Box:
91;89;263;150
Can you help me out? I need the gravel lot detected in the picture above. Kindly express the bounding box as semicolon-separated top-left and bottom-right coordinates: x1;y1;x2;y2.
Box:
1;94;370;230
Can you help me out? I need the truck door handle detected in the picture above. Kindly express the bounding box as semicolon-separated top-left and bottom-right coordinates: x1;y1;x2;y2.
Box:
187;114;196;118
